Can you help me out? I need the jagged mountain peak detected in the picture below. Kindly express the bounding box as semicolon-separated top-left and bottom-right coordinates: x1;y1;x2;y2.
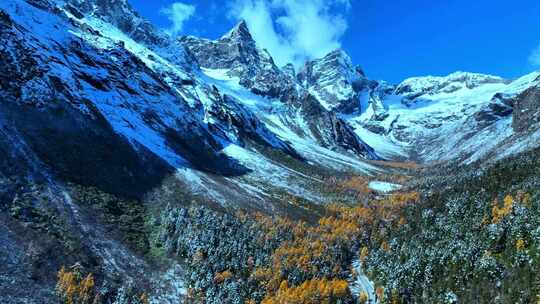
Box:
321;48;352;62
281;63;296;79
297;48;372;113
316;49;366;77
305;48;353;72
300;48;366;82
181;20;302;101
63;0;170;47
181;19;267;70
221;19;252;41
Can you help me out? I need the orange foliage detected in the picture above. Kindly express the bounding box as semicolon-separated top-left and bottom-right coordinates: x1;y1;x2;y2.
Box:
360;246;369;263
367;160;419;170
250;204;374;299
516;239;526;251
339;176;372;195
247;186;420;303
56;267;96;304
359;291;369;303
492;195;514;223
214;270;233;284
139;293;150;304
261;279;350;304
381;241;390;252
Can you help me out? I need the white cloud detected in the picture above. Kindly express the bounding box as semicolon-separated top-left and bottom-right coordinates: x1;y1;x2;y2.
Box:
530;44;540;67
161;2;196;36
228;0;350;68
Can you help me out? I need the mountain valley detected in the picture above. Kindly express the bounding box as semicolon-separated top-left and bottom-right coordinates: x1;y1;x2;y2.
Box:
1;0;540;303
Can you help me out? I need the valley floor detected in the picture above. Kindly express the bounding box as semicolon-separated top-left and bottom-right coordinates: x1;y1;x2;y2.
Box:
49;145;540;304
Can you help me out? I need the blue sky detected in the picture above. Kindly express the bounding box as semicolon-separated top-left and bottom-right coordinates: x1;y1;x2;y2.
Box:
129;0;540;84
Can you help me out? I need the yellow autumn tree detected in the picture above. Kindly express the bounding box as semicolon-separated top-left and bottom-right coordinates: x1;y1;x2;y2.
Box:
359;291;369;303
381;241;390;252
140;293;150;304
214;270;233;284
57;266;77;304
79;274;95;304
247;184;420;303
492;195;514;223
516;239;526;251
262;279;351;304
56;267;96;304
360;246;369;263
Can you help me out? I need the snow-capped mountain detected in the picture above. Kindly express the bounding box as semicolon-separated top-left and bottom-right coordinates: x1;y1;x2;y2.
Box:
395;71;507;100
349;70;540;162
181;19;380;161
1;0;540;303
181;20;297;101
298;49;374;113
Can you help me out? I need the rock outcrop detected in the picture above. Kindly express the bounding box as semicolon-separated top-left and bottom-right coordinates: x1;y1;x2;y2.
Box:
513;84;540;132
298;49;374;113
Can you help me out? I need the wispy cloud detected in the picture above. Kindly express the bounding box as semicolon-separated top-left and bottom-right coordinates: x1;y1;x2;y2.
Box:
228;0;350;68
161;2;196;36
530;44;540;67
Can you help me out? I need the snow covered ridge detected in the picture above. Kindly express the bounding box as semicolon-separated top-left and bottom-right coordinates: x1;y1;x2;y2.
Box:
0;0;381;210
395;71;508;99
1;0;539;205
181;20;382;160
2;0;539;203
349;69;540;164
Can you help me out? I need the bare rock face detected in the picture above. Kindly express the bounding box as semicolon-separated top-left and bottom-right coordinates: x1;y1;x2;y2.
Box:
300;95;380;159
180;22;379;158
298;49;374;114
281;63;296;80
180;21;298;101
204;87;302;159
474;93;514;125
513;85;540;132
66;0;167;46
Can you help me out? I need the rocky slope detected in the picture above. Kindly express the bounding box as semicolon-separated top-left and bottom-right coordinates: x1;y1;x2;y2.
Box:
0;0;539;303
298;49;374;114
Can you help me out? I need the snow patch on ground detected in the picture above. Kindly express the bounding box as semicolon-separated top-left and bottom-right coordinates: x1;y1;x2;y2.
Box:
368;181;402;193
149;263;187;304
351;126;407;159
221;144;325;202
